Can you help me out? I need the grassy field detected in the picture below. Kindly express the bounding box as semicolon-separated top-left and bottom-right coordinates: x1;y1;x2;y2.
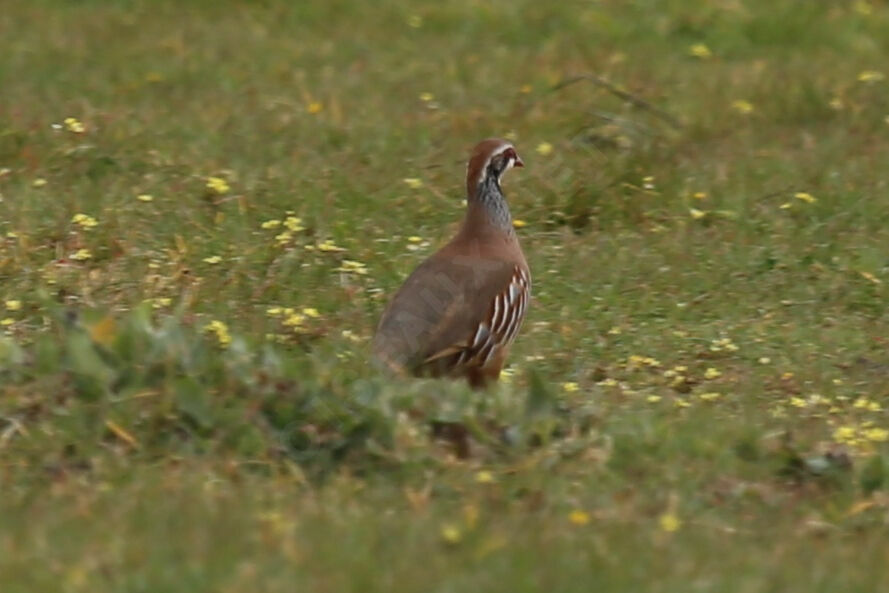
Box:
3;0;889;590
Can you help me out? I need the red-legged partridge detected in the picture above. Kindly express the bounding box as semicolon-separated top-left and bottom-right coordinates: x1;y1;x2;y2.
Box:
373;138;530;389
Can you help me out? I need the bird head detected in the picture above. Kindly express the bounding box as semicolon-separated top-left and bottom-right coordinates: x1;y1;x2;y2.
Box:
466;138;524;198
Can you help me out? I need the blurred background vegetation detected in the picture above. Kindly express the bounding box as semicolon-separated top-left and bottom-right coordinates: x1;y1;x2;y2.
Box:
2;1;889;590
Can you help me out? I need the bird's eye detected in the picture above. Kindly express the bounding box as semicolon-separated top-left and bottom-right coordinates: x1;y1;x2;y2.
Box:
494;148;516;169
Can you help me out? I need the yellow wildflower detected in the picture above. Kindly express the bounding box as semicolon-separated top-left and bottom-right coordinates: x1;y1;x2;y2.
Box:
203;255;222;264
64;117;85;133
317;239;344;252
440;524;461;544
419;92;434;102
32;178;47;188
659;512;681;532
689;43;712;59
0;318;13;327
261;219;282;229
646;395;662;403
699;392;721;402
561;382;579;393
731;100;754;114
204;320;232;347
628;354;645;369
71;213;98;229
206;177;230;194
5;300;22;311
704;367;721;380
335;259;368;275
535;142;553;156
854;397;882;412
403;178;423;189
693;192;708;200
689;208;706;220
863;428;889;442
137;194;153;202
833;425;858;445
670;374;687;388
307;101;324;114
282;313;305;327
302;307;320;318
710;338;739;352
569;510;591;526
628;354;660;368
151;297;172;309
70;249;92;261
794;192;816;204
284;216;305;232
512;219;527;229
475;470;495;484
858;71;885;83
407;15;423;28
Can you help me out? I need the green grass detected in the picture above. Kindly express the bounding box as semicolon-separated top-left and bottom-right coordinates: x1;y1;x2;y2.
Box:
3;0;889;590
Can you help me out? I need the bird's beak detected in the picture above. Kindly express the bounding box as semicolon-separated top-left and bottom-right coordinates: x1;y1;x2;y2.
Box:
514;155;524;167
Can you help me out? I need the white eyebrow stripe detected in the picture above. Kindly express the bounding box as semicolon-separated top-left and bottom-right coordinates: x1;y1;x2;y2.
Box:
489;143;514;158
480;143;516;179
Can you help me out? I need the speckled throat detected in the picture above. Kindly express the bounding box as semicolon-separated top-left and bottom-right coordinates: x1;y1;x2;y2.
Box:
472;174;514;233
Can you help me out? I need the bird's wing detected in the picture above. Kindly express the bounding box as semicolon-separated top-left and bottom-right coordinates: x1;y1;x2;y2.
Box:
372;252;517;374
423;262;530;370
